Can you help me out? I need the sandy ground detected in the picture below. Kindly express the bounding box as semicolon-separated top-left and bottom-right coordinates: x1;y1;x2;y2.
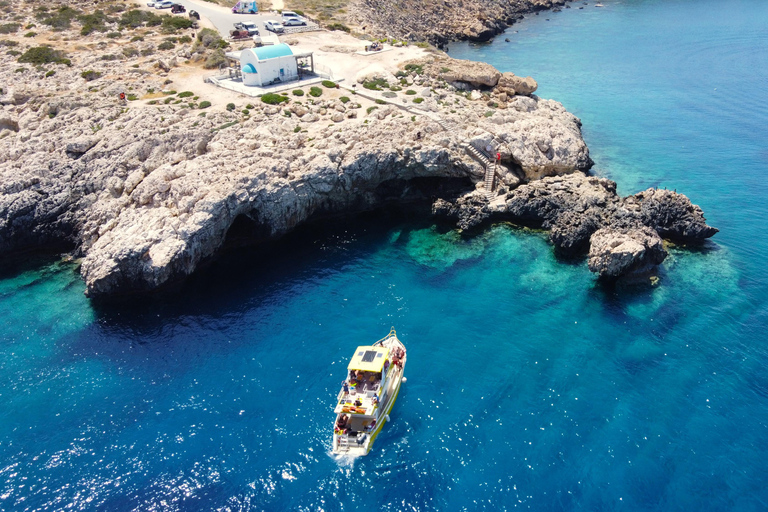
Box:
127;0;431;108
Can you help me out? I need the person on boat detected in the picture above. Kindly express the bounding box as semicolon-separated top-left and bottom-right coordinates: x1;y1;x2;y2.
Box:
354;397;363;407
336;414;349;430
342;380;349;394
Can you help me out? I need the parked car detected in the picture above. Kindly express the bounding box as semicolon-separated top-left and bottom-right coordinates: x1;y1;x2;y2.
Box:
264;20;284;33
146;0;157;6
189;10;200;19
282;16;306;26
155;0;174;8
241;21;259;35
170;4;185;13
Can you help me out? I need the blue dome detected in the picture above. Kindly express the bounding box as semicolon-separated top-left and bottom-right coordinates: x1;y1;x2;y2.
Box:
242;63;257;73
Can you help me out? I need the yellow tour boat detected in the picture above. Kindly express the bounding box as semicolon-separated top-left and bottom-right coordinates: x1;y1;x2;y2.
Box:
332;328;407;456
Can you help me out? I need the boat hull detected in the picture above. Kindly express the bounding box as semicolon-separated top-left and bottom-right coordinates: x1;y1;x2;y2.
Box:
331;329;406;456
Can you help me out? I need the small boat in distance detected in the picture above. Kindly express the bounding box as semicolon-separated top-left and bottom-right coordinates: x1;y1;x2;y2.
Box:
332;328;407;456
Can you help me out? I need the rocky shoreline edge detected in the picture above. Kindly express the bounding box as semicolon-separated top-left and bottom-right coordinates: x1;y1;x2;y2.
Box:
0;39;716;297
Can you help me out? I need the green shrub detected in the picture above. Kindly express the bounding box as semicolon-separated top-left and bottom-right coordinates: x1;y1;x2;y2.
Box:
226;102;236;111
127;94;138;101
178;35;192;44
6;49;21;56
36;6;81;31
24;32;36;37
15;67;27;73
78;11;114;35
404;63;423;74
81;70;101;81
292;89;304;96
389;85;402;91
122;47;139;58
283;109;291;117
321;80;336;88
375;98;386;104
162;16;193;34
366;106;378;115
101;53;119;61
484;111;494;117
363;78;388;91
106;31;121;38
326;23;350;32
405;89;417;95
440;67;450;73
261;93;289;105
163;90;177;95
140;47;154;56
245;104;253;109
339;96;350;104
0;39;18;47
25;23;35;29
130;35;144;42
198;100;211;108
293;126;301;133
197;28;223;48
203;49;227;69
18;46;70;65
119;9;161;29
158;40;175;50
0;23;20;34
309;86;322;97
178;91;194;98
413;97;424;104
45;70;55;77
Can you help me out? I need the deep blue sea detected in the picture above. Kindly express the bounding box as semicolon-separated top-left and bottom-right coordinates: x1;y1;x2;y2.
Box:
3;0;768;510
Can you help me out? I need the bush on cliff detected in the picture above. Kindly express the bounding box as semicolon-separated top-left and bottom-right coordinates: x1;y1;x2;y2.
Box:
261;93;289;105
78;11;114;35
81;70;101;81
0;23;20;34
18;46;70;66
203;49;227;69
119;10;162;29
162;16;194;34
36;6;81;31
309;86;323;97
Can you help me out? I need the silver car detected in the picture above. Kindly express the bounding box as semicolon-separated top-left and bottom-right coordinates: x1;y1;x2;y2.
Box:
264;20;284;33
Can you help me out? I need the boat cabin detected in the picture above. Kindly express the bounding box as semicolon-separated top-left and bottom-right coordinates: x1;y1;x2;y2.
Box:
334;345;392;425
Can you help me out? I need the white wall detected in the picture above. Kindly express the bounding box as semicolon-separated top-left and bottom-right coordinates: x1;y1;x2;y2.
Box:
240;52;298;87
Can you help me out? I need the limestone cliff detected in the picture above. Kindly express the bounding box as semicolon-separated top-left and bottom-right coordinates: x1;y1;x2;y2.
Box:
1;53;590;296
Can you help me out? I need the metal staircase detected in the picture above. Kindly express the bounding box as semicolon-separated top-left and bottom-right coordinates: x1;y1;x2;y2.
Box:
435;118;498;200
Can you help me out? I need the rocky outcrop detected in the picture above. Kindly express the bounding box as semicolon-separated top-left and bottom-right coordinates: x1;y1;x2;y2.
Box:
587;227;666;278
439;60;502;88
433;172;717;278
496;72;538;96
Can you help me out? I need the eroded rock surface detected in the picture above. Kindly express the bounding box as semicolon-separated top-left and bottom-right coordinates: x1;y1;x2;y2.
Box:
433;172;718;278
0;56;591;297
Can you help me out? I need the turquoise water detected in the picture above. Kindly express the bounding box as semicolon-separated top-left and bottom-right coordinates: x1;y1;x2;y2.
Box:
3;0;768;509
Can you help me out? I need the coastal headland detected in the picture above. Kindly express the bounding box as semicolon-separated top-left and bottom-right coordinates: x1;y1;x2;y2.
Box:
0;0;716;297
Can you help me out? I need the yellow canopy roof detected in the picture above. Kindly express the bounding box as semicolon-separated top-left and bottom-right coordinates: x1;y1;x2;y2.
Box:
347;346;390;372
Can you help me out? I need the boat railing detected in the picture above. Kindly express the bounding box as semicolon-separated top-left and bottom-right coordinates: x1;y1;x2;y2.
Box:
373;326;398;346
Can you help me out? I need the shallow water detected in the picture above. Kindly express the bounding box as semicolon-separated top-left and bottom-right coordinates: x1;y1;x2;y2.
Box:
3;0;768;510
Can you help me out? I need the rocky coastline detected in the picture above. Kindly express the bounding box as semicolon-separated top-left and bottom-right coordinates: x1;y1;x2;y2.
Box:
348;0;574;47
0;2;717;297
